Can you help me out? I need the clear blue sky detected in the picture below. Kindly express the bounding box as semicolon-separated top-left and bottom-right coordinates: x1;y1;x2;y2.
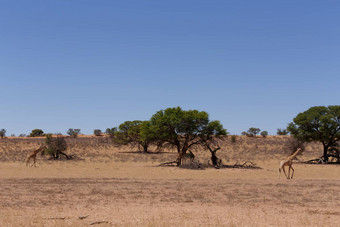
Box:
1;0;339;136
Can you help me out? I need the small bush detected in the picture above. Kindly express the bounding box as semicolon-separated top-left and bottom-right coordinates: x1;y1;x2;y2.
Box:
231;135;237;143
44;134;70;159
277;128;289;135
0;129;6;139
260;131;268;138
241;131;249;136
94;129;102;136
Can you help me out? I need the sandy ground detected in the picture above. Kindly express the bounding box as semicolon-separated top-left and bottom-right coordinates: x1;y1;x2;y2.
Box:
0;160;339;226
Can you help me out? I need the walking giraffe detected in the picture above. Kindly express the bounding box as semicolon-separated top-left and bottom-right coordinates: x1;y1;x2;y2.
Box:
25;145;47;167
278;148;302;179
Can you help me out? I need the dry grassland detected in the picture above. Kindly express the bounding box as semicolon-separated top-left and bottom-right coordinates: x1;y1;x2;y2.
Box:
0;136;339;226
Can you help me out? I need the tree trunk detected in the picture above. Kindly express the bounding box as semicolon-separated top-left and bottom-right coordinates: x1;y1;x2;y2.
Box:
206;145;220;167
138;143;149;153
323;145;329;163
59;151;71;159
176;152;183;166
211;151;218;166
142;144;148;153
176;149;187;166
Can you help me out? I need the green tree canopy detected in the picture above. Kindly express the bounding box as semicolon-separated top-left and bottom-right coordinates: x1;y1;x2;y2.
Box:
93;129;102;136
67;129;81;138
114;120;154;153
287;105;340;162
30;129;44;137
260;131;268;138
149;107;228;165
247;128;261;137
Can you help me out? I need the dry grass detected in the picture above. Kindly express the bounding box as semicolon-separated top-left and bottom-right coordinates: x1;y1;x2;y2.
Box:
0;136;322;164
0;136;339;226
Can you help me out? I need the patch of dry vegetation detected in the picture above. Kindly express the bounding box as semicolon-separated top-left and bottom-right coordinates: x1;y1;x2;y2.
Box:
0;136;322;164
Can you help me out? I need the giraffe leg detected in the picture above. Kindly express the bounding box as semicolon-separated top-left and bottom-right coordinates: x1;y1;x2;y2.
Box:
30;156;35;167
282;166;289;179
290;166;295;179
278;168;281;179
288;166;291;179
26;157;31;167
32;157;36;167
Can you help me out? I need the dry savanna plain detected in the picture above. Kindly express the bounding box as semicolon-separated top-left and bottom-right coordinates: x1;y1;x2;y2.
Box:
0;136;339;226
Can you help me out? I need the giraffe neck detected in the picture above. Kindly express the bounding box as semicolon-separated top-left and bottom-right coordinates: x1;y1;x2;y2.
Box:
35;146;45;154
288;149;301;160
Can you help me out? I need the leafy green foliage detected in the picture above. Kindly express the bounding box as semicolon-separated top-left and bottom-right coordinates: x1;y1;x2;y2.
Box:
287;105;340;162
67;129;81;138
247;128;261;137
30;129;44;137
105;127;117;138
260;131;268;138
0;129;6;139
114;120;154;152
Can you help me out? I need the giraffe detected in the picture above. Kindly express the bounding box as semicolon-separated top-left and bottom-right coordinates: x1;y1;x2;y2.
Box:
278;148;302;179
25;145;47;167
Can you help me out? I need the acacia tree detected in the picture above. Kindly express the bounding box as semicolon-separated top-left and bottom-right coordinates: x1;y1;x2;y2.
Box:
287;105;340;163
67;129;81;138
30;129;44;137
114;120;154;153
247;128;260;137
149;107;227;166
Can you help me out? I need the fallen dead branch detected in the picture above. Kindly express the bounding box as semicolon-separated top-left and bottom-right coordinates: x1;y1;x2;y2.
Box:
44;217;66;220
159;161;178;166
90;221;109;225
302;156;340;165
159;160;204;169
78;215;89;220
222;161;261;169
303;158;324;164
